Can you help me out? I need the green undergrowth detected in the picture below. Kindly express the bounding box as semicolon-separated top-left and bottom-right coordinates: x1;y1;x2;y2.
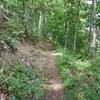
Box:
0;60;47;100
57;48;100;100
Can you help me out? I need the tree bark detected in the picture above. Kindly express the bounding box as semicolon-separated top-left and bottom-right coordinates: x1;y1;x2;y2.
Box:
73;0;81;51
38;1;45;36
64;0;72;49
31;0;35;33
91;0;97;59
0;0;4;31
89;4;93;43
24;0;29;35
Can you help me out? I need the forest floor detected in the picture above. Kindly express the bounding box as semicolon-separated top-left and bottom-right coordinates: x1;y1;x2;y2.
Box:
0;38;64;100
0;40;63;100
17;39;64;100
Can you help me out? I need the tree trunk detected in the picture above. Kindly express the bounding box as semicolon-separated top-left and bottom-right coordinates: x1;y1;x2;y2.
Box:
32;8;35;33
89;5;93;43
73;0;81;51
91;0;97;59
24;0;29;35
38;1;45;36
32;0;35;33
0;0;4;32
64;0;72;49
16;0;19;22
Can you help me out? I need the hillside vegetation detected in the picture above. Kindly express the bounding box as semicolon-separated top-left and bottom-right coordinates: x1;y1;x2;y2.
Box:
0;0;100;100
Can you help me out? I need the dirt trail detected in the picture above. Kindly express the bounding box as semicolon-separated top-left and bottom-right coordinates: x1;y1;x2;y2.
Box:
17;40;64;100
45;50;64;100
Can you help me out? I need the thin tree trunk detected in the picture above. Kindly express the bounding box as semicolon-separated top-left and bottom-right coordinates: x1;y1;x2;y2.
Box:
89;5;93;43
0;0;4;32
64;0;72;49
32;8;35;33
38;1;45;36
91;0;97;59
39;11;42;34
24;0;29;35
32;0;35;33
73;0;81;51
16;0;19;22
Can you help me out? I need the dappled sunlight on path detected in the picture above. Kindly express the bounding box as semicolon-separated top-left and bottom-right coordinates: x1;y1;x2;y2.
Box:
42;51;63;56
45;51;64;100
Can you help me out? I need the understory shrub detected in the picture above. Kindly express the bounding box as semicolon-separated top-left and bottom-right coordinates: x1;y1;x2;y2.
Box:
0;61;45;100
57;49;100;100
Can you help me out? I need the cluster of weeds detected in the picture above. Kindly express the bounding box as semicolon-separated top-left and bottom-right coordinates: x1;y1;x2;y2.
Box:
0;60;46;100
57;49;100;100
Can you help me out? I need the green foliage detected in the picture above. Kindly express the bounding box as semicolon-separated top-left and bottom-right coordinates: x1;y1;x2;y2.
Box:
0;61;45;100
1;0;99;51
57;49;100;100
0;0;100;99
0;32;20;49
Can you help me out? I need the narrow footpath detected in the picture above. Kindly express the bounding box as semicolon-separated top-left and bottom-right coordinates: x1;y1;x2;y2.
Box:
45;51;64;100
